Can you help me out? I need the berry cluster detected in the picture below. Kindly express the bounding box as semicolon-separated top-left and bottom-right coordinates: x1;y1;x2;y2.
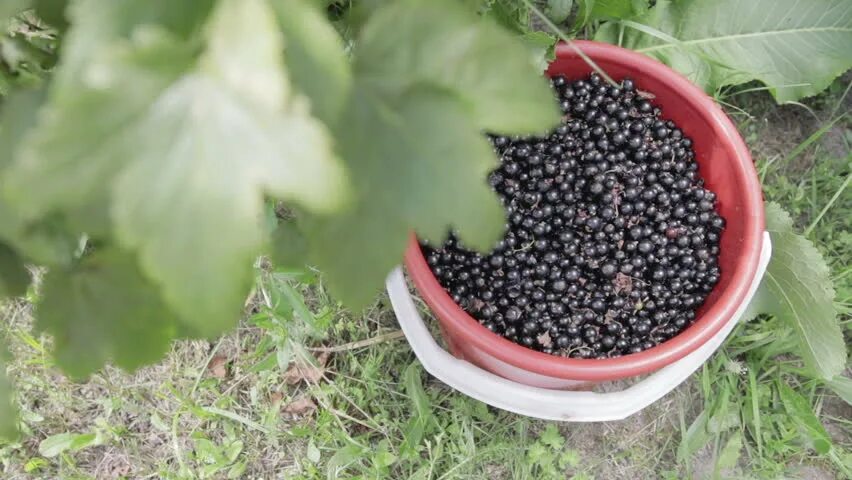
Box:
422;74;725;359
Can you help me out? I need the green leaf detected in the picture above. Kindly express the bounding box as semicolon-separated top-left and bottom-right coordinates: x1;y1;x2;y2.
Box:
539;424;566;450
0;0;30;26
307;440;321;463
51;0;215;87
38;433;75;457
559;449;580;468
299;0;557;307
0;345;17;440
590;0;647;21
401;362;432;452
270;0;351;124
546;0;573;23
248;352;278;373
372;449;397;469
0;89;77;266
8;0;348;336
2;0;216;221
271;219;309;270
481;0;531;34
304;85;505;306
716;432;742;470
326;444;364;480
745;202;846;379
0;243;28;298
572;0;594;29
276;342;294;370
112;9;347;334
3;32;198;221
355;0;559;134
522;30;558;72
404;362;431;421
37;248;179;378
595;0;852;102
778;381;833;455
33;0;70;29
826;376;852;406
678;408;710;463
227;461;247;479
38;432;100;457
224;440;243;463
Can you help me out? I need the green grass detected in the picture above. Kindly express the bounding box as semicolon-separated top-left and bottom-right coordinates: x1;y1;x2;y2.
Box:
1;79;850;479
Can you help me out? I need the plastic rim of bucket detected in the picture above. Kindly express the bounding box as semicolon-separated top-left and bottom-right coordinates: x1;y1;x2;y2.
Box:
403;40;766;384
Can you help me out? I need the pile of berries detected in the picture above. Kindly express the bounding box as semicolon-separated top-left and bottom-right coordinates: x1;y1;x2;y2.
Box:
422;74;725;359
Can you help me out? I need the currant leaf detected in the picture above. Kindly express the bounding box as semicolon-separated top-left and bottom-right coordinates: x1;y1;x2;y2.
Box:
0;242;28;298
6;0;348;336
0;344;16;440
304;85;505;307
37;248;178;378
299;0;559;307
271;0;352;124
111;0;347;335
356;0;559;134
0;89;77;266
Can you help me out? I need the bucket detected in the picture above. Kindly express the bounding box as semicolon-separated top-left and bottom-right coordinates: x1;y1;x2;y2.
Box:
387;41;771;421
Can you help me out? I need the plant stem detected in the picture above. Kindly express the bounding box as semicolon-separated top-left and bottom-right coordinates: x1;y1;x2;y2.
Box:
520;0;618;87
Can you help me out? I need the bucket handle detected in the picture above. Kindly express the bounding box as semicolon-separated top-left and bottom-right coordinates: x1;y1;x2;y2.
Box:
386;232;771;422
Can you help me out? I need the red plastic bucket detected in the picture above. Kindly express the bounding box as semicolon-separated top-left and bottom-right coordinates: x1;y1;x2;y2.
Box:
404;41;765;389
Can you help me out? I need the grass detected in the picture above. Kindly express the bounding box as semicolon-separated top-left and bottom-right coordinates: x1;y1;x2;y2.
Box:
0;80;850;479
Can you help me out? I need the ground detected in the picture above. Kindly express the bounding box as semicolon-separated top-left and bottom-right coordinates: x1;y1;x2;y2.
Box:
0;78;849;479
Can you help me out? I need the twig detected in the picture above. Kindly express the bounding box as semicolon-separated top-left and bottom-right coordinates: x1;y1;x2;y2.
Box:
307;330;406;353
521;0;618;87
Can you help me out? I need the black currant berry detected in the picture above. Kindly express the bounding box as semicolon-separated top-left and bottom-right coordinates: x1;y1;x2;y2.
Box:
422;74;724;359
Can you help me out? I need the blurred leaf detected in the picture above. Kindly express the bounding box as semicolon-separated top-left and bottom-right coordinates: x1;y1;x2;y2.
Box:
224;440;243;463
354;0;559;134
572;0;594;29
307;440;321;463
248;352;278;373
546;0;573;23
5;0;347;337
227;461;247;479
37;248;179;378
0;243;28;298
0;346;17;440
0;0;30;26
592;0;648;20
23;457;48;473
559;449;581;468
326;444;364;480
678;408;710;463
594;0;852;102
522;30;558;72
271;219;309;270
717;432;742;470
778;381;833;455
482;0;531;34
303;84;510;307
271;0;351;124
33;0;69;29
402;362;432;453
539;424;566;450
0;89;77;266
38;432;100;457
276;342;294;370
